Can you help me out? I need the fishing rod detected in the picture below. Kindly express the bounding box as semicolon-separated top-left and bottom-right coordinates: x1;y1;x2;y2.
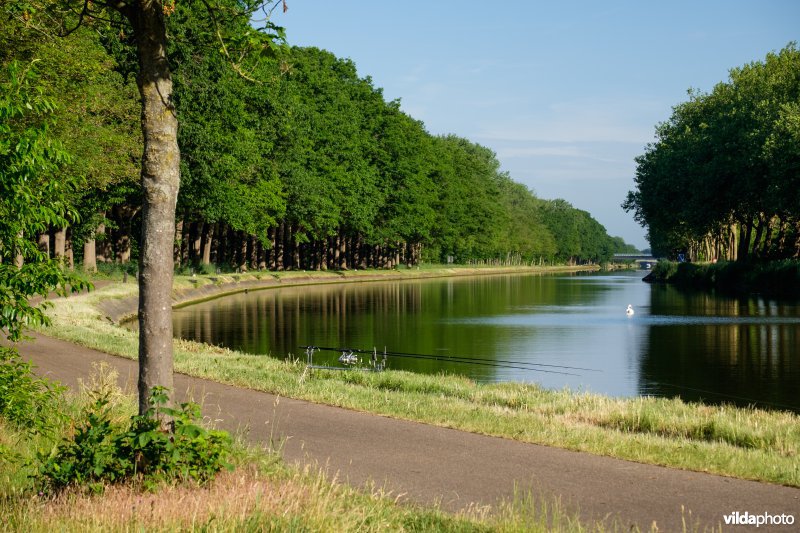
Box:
381;348;601;373
300;345;593;376
301;345;598;372
368;350;581;376
647;381;800;412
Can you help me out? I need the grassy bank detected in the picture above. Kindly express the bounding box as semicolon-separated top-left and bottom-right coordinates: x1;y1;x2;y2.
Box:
0;365;597;532
644;259;800;297
33;267;800;490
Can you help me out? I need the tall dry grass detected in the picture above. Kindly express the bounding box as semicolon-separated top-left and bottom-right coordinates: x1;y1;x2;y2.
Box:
2;422;597;532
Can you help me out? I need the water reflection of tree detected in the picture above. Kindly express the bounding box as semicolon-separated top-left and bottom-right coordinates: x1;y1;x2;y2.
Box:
639;286;800;412
172;274;622;381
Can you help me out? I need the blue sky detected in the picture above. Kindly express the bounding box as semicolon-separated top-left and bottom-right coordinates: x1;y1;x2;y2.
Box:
275;1;799;250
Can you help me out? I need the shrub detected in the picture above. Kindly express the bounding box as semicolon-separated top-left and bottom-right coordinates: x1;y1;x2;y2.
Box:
647;260;677;281
0;347;65;435
645;259;800;297
37;387;232;494
195;263;219;276
93;262;137;281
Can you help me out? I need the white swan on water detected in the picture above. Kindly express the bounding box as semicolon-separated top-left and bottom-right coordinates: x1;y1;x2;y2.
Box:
626;304;635;316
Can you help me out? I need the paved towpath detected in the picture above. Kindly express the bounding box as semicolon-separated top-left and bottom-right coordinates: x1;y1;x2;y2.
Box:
10;333;800;531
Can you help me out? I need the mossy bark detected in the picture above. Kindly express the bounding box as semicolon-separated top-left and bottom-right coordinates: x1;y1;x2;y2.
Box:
126;2;179;418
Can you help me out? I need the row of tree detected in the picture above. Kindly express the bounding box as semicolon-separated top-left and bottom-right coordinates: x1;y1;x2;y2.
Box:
3;1;635;275
624;44;800;261
1;0;642;427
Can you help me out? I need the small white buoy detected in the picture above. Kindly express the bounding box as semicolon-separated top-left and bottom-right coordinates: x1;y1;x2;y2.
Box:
626;304;635;316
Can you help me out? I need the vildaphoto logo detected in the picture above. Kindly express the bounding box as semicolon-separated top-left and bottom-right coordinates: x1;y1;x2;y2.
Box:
723;511;795;527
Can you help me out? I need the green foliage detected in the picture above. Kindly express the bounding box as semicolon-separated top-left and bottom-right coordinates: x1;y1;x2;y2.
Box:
168;30;631;267
0;60;91;341
44;28;142;249
750;260;800;296
626;43;800;260
4;1;635;276
538;199;618;264
116;387;233;485
648;260;678;281
0;347;65;435
37;387;232;493
275;47;385;242
91;261;138;280
171;1;285;241
37;394;123;493
645;259;800;297
428;135;506;261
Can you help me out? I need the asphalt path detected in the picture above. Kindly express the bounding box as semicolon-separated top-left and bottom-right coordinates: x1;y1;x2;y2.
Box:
8;333;800;531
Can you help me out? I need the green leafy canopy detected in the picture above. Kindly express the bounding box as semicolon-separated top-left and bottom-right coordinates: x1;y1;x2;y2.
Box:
0;60;90;341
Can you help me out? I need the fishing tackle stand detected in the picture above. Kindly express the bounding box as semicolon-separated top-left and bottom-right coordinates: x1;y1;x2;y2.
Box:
300;345;387;380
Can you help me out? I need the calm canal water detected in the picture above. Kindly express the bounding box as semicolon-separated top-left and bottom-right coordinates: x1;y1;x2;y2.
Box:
172;271;800;412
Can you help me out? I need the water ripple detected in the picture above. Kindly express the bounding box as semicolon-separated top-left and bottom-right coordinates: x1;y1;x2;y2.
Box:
445;313;800;327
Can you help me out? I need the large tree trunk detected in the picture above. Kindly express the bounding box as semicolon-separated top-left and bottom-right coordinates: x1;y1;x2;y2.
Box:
96;221;109;263
751;215;765;258
127;4;180;418
113;205;136;263
738;218;753;262
268;226;277;270
327;236;335;270
37;232;50;257
333;234;341;269
727;224;738;262
257;240;266;270
761;217;775;258
14;230;24;267
179;218;190;266
283;224;294;270
84;237;97;272
338;230;348;270
774;217;787;259
201;222;214;265
54;227;67;259
248;235;258;270
173;218;184;267
794;221;800;258
190;221;203;263
275;221;285;271
318;239;327;271
238;231;248;272
291;224;300;270
65;230;74;269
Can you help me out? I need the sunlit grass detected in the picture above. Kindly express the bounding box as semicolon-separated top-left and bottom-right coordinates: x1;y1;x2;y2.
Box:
0;366;629;532
2;455;602;532
37;276;800;489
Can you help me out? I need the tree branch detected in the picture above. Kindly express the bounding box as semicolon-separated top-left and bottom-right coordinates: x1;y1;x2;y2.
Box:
58;0;90;37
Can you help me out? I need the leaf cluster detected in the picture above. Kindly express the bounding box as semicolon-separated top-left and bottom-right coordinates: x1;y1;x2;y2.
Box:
0;346;66;435
37;386;232;494
0;60;91;340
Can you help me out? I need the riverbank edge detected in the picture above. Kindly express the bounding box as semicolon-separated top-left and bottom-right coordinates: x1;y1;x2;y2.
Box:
643;259;800;297
36;266;800;489
98;264;598;324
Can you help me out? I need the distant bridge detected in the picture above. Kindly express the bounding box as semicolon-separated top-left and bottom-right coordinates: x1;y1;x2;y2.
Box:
613;254;656;260
613;254;657;267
